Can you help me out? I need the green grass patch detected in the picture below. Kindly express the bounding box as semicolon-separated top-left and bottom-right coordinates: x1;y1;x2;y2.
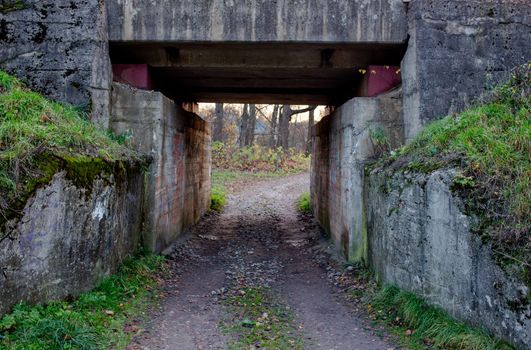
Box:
0;71;139;223
369;286;513;350
384;64;530;282
222;287;304;350
0;254;166;350
297;192;311;214
210;184;227;212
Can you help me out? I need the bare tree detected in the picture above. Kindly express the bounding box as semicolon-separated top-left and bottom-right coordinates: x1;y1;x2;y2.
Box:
306;108;315;155
278;105;316;150
246;104;256;146
213;103;224;142
239;104;249;148
269;105;280;148
239;104;257;147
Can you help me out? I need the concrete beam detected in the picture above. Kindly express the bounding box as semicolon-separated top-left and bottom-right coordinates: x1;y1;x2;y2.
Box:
110;43;406;105
107;0;408;43
110;43;406;69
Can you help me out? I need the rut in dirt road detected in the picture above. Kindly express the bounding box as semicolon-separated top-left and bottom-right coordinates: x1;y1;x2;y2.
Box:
130;173;398;350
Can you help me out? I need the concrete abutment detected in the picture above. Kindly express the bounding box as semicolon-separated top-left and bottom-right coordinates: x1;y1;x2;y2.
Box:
110;83;211;254
310;2;530;347
311;89;403;261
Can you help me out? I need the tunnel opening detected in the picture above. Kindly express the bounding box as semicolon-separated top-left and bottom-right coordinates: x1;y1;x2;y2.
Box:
108;41;407;255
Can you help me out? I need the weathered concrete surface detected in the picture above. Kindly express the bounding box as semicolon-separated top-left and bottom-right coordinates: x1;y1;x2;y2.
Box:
0;0;111;127
110;83;211;253
367;169;530;349
183;114;212;229
0;165;144;316
311;90;403;261
107;0;407;43
402;0;531;140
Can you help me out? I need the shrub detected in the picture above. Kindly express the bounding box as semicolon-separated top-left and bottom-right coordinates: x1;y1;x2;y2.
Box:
212;142;310;174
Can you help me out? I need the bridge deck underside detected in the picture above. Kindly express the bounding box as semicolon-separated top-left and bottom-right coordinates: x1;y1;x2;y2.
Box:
110;42;406;105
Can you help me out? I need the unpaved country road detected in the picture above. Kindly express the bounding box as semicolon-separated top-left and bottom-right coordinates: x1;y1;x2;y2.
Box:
130;173;398;350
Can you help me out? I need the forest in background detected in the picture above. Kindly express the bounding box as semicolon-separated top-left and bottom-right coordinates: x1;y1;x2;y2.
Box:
200;103;327;154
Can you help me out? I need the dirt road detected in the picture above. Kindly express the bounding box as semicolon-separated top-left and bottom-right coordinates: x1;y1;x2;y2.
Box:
131;173;398;350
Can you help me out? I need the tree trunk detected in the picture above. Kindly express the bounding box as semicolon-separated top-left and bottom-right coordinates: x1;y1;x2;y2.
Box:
246;104;256;146
269;105;279;148
306;108;315;155
278;105;292;150
213;103;224;142
277;105;317;150
239;104;249;148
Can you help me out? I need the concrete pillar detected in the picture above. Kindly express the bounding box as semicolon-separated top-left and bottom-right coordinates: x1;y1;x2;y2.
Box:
311;89;403;262
110;83;211;253
0;0;112;128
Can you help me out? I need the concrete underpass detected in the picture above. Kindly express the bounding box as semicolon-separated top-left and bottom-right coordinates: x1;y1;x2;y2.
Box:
109;37;407;256
1;0;530;348
104;15;408;346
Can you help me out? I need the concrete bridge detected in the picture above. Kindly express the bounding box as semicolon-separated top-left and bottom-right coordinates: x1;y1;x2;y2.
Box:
1;0;530;348
109;0;407;105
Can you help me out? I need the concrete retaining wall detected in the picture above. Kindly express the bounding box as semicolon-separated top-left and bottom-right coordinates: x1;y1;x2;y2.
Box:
312;109;530;348
402;0;531;140
110;83;211;253
367;169;530;349
0;163;144;316
311;90;403;261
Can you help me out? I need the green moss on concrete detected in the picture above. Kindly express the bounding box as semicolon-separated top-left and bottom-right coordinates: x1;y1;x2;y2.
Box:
0;71;141;226
62;156;112;189
0;0;25;13
349;242;365;264
3;154;135;228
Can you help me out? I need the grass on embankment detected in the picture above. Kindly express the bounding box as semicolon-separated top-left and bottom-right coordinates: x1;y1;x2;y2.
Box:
0;254;166;350
222;287;303;350
384;64;530;282
366;286;513;350
0;71;139;222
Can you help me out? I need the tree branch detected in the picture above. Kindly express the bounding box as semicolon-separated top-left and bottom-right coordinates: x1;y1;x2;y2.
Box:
290;105;317;116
